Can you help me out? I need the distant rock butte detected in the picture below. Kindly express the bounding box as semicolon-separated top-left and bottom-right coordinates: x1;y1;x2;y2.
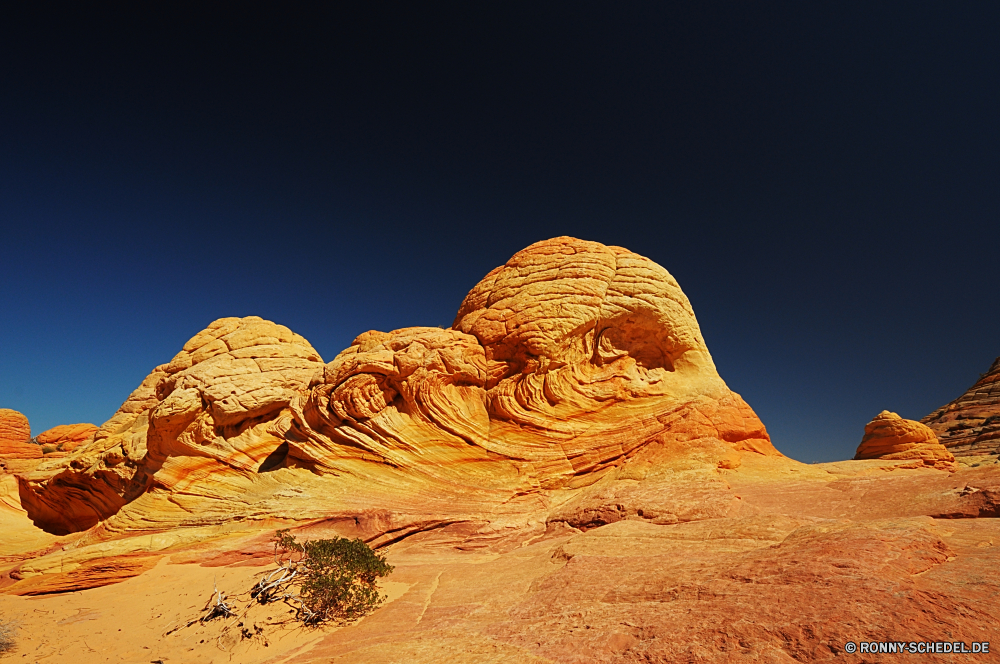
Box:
854;410;954;468
922;356;1000;456
16;237;777;536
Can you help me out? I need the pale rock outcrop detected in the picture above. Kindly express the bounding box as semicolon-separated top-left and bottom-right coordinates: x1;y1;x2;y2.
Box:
855;410;955;467
923;356;1000;456
18;238;777;536
17;316;324;534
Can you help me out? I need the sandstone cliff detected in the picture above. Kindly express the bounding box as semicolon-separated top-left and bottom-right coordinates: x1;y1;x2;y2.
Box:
0;409;40;476
923;356;1000;456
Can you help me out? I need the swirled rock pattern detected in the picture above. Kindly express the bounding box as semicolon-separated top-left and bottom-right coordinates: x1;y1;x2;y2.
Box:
923;357;1000;456
17;316;325;534
3;238;999;664
17;238;776;536
855;411;955;468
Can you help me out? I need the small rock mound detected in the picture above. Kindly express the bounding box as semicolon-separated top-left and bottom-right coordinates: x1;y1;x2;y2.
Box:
0;408;30;442
855;410;954;467
0;408;39;465
35;423;99;453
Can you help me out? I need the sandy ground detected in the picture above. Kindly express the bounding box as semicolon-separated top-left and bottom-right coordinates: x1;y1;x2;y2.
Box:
0;555;411;663
2;456;999;663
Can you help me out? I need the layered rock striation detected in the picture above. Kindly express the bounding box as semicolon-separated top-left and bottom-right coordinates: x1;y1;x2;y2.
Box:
0;409;36;461
34;423;98;453
18;237;778;537
0;409;42;476
1;411;100;475
5;239;1000;662
922;356;1000;456
854;410;954;468
17;316;325;534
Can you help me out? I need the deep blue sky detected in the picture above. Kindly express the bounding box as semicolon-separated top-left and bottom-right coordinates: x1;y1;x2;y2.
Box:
1;4;998;462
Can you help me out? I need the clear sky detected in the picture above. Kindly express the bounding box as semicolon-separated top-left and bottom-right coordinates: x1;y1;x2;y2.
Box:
1;4;998;462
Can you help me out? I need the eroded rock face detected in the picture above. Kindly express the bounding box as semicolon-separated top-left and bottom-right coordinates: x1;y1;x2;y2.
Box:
6;239;1000;663
17;316;325;534
35;424;98;453
923;357;1000;456
0;409;39;470
1;412;101;475
294;238;775;486
0;409;30;444
855;410;954;467
18;238;776;536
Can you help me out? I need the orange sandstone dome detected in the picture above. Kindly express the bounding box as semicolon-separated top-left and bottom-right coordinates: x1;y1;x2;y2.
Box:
18;237;779;536
0;408;31;446
0;408;38;463
854;410;954;467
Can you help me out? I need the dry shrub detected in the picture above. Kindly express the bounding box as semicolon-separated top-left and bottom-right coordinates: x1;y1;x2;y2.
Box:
0;618;16;655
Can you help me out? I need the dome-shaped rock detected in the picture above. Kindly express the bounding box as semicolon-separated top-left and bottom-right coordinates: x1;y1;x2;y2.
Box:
19;239;779;536
854;410;954;467
0;408;39;463
17;316;325;534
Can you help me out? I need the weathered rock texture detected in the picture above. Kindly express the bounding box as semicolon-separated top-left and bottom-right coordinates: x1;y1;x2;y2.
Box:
854;410;955;468
18;238;776;536
34;423;98;453
2;237;997;663
923;356;1000;456
0;409;36;462
17;316;325;534
0;408;30;444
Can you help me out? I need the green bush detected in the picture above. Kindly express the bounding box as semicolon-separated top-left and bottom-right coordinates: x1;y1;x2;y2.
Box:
271;530;394;624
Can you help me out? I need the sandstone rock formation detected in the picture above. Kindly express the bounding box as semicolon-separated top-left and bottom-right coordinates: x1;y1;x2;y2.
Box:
18;237;776;536
34;423;98;453
854;410;954;467
0;408;30;443
0;409;37;462
17;316;325;534
923;356;1000;456
2;238;999;663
